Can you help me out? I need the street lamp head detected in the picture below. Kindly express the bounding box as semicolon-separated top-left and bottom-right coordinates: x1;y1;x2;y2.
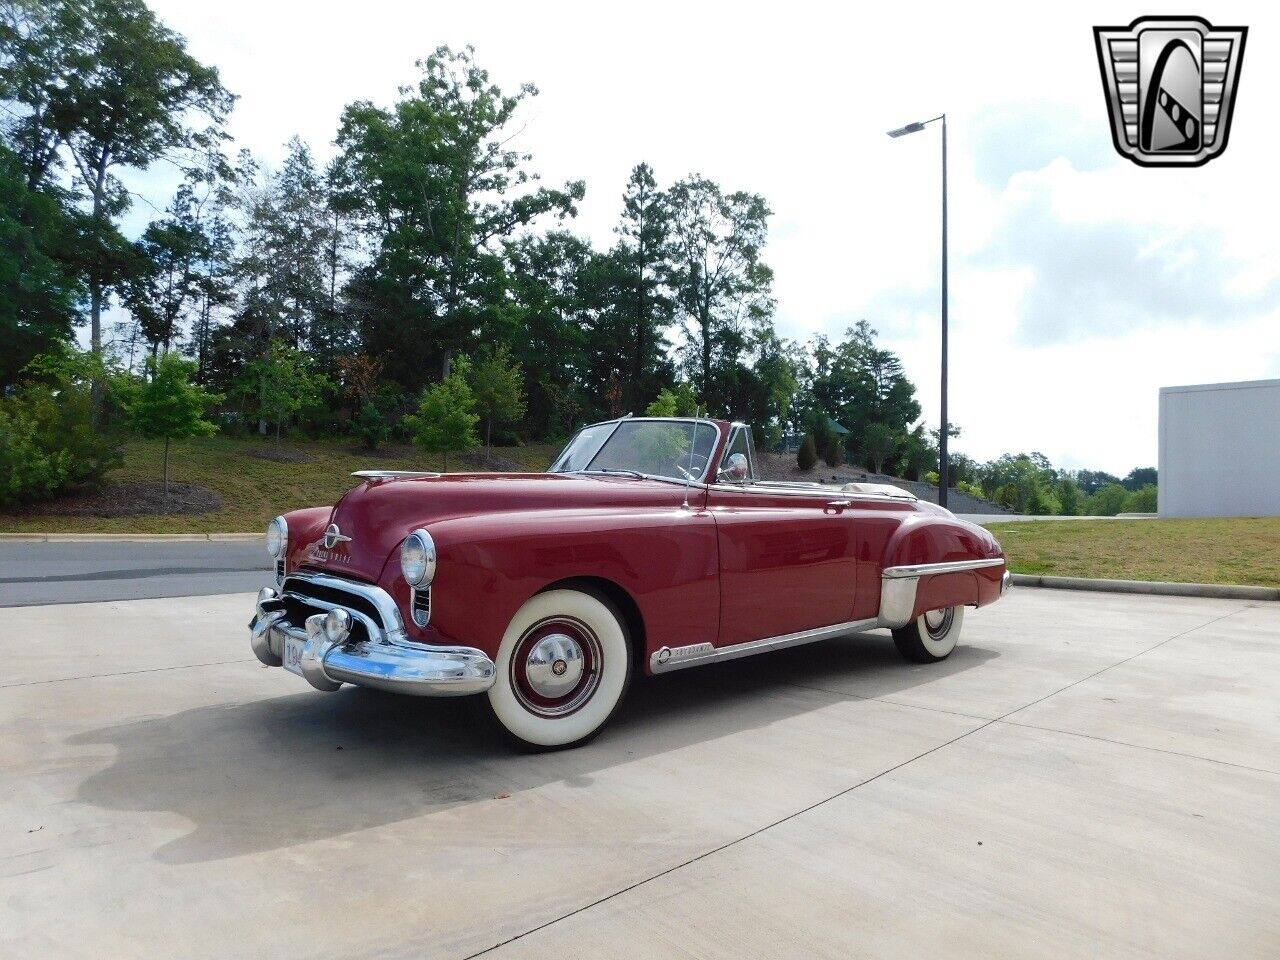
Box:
887;121;927;138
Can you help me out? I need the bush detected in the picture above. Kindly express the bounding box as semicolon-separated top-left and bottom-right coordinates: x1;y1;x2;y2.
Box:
958;480;985;499
1086;483;1129;516
354;401;390;450
822;432;843;467
1123;484;1158;513
0;403;71;507
0;377;123;508
797;434;818;470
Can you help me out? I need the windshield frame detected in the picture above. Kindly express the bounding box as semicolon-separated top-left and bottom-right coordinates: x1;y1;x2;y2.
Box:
549;417;725;484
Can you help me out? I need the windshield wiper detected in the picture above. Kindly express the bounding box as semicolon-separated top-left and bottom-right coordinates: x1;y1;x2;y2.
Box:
584;468;648;480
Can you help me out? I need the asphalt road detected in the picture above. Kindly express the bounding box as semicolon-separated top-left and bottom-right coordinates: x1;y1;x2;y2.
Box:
0;541;269;606
2;587;1276;958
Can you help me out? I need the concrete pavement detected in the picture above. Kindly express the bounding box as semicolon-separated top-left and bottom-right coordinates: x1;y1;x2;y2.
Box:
1;589;1277;958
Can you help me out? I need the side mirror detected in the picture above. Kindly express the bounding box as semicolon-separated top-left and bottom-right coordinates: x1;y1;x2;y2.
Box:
718;453;750;484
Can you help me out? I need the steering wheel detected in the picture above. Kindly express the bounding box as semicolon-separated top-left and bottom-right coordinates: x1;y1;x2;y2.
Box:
675;454;709;481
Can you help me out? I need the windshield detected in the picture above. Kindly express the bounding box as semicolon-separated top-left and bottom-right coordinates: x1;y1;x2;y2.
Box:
549;420;719;482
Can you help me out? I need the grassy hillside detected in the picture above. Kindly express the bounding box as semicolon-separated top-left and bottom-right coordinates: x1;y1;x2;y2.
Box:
987;518;1280;588
1;436;562;534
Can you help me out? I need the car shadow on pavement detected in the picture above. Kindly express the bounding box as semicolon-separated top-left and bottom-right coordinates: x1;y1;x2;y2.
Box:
68;630;997;865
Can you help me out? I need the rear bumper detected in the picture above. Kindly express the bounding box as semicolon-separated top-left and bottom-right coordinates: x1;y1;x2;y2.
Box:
250;579;496;697
878;557;1008;628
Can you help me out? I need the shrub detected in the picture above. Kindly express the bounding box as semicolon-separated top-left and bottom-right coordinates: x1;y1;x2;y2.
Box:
1086;482;1129;516
0;404;71;507
797;434;818;470
354;401;390;450
1123;484;1158;513
404;373;479;471
958;480;985;499
822;432;843;467
0;374;124;508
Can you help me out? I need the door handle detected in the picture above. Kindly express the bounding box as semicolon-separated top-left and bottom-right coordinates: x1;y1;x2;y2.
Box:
825;499;852;512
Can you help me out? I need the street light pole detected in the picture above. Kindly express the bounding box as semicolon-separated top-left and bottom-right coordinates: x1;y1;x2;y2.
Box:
887;113;949;509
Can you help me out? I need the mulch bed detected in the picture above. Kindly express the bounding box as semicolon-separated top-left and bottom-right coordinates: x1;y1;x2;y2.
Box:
12;481;223;518
245;446;313;464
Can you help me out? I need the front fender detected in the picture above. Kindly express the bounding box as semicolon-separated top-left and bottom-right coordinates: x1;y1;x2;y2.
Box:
389;508;720;664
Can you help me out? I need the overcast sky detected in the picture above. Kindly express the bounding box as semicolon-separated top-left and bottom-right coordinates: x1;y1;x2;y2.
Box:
133;0;1279;475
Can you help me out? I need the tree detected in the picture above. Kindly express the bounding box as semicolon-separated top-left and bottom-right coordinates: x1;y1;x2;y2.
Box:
645;383;700;417
0;143;82;388
128;352;218;503
612;162;674;411
404;373;478;471
335;45;582;384
1056;475;1084;515
667;175;774;414
822;432;843;468
243;341;326;445
352;401;389;451
468;345;526;462
5;0;233;368
797;434;817;471
1086;483;1129;516
898;426;938;481
1123;467;1158;491
861;423;900;474
1123;484;1158;513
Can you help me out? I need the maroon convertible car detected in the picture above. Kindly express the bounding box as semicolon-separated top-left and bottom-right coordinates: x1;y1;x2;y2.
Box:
250;417;1009;748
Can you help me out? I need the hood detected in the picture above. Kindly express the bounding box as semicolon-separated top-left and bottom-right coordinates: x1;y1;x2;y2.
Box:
300;471;682;582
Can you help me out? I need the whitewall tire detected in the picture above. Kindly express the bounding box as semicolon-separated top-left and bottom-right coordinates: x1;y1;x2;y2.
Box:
487;588;632;749
892;605;964;663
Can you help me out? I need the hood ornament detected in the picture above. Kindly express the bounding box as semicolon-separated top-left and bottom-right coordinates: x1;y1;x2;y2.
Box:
323;523;353;550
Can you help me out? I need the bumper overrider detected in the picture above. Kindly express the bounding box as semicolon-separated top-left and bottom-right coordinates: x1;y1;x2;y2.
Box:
249;570;496;696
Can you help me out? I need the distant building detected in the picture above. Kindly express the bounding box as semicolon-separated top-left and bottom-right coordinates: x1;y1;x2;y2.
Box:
1159;378;1280;518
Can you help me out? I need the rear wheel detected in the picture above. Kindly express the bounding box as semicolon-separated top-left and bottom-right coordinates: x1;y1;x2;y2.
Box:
893;605;964;663
487;588;632;749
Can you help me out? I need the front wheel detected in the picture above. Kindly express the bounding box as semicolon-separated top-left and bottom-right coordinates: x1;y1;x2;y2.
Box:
487;588;632;749
892;605;965;663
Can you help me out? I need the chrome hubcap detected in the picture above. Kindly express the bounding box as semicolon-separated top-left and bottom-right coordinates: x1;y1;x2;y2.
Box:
924;607;954;639
524;633;585;698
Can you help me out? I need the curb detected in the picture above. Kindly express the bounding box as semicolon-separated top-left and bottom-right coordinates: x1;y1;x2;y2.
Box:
0;532;260;543
1010;573;1279;602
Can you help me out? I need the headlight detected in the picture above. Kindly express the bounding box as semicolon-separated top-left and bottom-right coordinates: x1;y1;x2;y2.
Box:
400;529;436;587
266;516;288;559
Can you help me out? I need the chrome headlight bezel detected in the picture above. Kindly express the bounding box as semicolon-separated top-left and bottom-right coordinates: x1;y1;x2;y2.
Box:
266;516;288;559
400;529;436;587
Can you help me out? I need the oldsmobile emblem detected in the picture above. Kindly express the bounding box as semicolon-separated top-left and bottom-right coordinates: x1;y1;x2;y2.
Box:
323;523;353;550
1094;16;1247;167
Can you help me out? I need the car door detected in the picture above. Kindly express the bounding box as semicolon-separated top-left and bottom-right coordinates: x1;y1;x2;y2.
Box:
706;426;859;647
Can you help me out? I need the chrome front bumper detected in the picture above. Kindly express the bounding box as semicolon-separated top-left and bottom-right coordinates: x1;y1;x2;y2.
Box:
249;573;496;697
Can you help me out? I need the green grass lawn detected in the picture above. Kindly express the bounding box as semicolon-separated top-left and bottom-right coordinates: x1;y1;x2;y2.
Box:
0;435;563;534
986;518;1280;588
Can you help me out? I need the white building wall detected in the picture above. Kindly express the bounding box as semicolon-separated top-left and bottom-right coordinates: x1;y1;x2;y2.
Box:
1158;378;1280;518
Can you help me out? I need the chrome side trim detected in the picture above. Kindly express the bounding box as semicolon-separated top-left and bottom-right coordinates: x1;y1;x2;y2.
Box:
649;618;879;674
882;558;1006;579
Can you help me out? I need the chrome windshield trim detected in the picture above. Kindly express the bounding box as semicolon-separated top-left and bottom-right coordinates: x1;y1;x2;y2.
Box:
554;417;724;484
882;558;1006;579
650;617;880;674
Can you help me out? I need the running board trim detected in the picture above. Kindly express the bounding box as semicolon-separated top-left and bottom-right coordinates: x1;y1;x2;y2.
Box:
650;618;880;674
